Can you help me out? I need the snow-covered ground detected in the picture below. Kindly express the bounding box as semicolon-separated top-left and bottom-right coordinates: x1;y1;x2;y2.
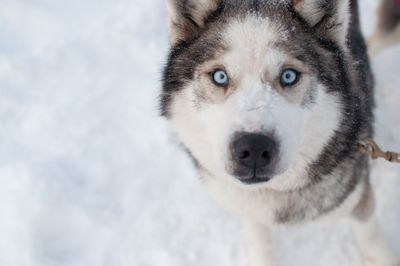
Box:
0;1;399;266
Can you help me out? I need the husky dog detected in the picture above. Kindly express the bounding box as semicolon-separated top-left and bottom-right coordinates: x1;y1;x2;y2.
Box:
161;0;399;265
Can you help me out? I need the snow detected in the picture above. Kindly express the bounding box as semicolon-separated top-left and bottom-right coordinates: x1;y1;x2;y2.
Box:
0;1;398;266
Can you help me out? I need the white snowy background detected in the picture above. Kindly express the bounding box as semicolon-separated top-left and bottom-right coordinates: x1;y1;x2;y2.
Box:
0;1;399;266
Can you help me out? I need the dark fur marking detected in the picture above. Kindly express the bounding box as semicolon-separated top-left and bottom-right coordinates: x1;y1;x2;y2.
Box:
275;1;374;223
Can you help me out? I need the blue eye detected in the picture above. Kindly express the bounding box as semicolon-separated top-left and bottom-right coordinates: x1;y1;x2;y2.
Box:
212;69;229;87
280;69;300;87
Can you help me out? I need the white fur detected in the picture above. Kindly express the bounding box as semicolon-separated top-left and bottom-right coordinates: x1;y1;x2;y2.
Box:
243;221;278;266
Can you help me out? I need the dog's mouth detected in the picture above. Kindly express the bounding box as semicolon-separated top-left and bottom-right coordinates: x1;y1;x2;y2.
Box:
230;163;278;185
239;175;272;185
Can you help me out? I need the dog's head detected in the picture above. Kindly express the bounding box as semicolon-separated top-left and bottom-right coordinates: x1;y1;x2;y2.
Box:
162;0;353;190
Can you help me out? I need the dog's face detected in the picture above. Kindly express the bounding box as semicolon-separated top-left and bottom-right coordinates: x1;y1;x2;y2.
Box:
162;0;351;190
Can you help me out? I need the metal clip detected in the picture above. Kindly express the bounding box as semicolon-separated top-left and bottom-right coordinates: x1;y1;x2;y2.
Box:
358;139;400;163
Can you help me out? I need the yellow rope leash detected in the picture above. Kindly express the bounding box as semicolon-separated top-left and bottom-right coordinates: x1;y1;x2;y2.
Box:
358;139;400;163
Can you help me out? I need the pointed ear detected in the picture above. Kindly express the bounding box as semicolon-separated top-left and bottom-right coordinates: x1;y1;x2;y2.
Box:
293;0;351;47
166;0;222;45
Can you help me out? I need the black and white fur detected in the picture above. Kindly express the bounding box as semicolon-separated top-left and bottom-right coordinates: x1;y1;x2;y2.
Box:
161;0;399;265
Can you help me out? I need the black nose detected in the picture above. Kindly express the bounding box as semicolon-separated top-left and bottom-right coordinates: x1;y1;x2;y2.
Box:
231;133;278;182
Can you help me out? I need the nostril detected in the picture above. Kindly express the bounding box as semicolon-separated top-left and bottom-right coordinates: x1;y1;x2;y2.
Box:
260;151;271;165
239;150;251;160
261;151;270;159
